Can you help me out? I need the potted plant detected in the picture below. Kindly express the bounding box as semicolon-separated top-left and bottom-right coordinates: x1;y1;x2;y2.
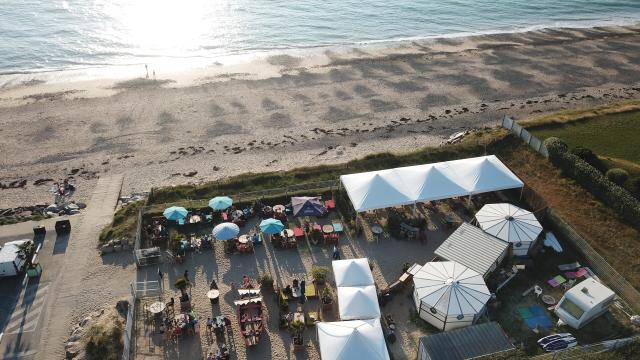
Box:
309;228;323;245
290;320;305;348
321;287;333;310
223;239;236;254
174;277;191;310
258;273;274;291
311;265;329;286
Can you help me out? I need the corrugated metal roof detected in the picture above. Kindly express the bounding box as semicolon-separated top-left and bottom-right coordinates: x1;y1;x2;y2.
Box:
435;223;509;276
420;322;514;360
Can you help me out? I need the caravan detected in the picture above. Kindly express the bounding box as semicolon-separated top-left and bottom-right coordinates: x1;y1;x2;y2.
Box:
0;239;31;277
555;278;615;329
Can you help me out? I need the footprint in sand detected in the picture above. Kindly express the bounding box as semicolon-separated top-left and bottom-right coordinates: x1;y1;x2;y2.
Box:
209;101;227;117
322;106;362;123
229;100;248;114
353;84;377;98
369;99;402;113
261;97;282;111
334;90;353;101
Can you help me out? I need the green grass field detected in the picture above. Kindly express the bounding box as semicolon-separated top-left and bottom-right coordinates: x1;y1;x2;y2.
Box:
528;110;640;165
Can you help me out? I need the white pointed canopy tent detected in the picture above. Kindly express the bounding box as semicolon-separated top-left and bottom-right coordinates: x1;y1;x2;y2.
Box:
340;155;523;212
475;203;543;256
332;258;375;287
317;319;390;360
413;261;491;331
337;285;381;320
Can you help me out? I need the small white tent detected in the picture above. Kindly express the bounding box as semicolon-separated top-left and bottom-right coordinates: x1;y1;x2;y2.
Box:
475;203;543;256
332;258;374;287
413;261;491;331
317;319;390;360
338;285;381;320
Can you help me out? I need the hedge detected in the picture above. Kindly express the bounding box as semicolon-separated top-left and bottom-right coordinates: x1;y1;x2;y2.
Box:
544;137;640;229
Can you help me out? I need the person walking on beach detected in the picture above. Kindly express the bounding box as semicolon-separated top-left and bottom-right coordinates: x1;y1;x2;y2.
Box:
153;70;156;80
158;268;164;288
145;64;149;78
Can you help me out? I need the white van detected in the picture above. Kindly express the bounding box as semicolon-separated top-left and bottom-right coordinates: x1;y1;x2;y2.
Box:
0;239;31;277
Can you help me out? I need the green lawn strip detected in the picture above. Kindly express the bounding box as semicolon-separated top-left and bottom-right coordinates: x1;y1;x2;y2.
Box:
527;110;640;164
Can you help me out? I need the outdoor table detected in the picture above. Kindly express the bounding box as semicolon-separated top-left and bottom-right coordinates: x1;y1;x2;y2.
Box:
207;289;221;304
542;295;556;305
292;286;302;298
233;210;244;219
281;229;294;238
148;301;166;314
189;215;202;224
322;225;334;234
371;225;383;242
175;314;189;329
273;204;286;213
293;311;305;325
332;222;344;233
238;235;251;244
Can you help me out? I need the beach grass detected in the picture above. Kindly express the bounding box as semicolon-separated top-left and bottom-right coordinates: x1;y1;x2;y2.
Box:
146;128;506;207
98;200;143;245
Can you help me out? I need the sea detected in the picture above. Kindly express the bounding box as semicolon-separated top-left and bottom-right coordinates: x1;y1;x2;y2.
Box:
1;0;639;80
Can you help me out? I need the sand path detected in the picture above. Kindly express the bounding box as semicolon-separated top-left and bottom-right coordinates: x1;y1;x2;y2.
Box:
36;174;135;360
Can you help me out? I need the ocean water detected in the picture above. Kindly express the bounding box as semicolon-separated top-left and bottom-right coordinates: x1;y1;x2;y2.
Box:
0;0;639;76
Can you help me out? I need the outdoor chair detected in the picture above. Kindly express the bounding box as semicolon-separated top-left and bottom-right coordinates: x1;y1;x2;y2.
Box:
564;268;588;279
178;218;185;226
324;199;336;211
293;227;305;238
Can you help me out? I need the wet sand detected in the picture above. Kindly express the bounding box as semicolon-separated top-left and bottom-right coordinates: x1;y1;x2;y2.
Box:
1;24;640;208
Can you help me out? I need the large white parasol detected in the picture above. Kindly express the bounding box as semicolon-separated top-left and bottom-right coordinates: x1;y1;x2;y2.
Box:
475;203;542;247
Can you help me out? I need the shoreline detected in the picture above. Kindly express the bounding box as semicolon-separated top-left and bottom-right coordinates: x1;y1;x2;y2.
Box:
1;23;639;106
1;24;640;208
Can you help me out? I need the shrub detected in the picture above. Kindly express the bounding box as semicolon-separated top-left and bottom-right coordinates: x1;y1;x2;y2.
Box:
549;150;640;229
85;320;124;360
630;178;640;198
570;146;606;172
543;136;568;158
606;168;629;185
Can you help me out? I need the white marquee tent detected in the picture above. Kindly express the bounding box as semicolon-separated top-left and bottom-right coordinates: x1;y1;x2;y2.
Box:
413;261;491;331
332;258;375;287
317;319;390;360
340;155;524;212
475;203;543;256
337;285;381;320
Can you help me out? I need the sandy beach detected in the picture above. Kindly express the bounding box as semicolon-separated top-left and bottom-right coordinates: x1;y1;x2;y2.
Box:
1;24;640;208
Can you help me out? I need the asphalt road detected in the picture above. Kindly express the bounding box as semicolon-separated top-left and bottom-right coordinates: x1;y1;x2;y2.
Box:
0;216;77;360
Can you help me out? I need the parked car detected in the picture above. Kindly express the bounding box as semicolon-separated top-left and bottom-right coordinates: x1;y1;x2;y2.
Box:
0;239;32;277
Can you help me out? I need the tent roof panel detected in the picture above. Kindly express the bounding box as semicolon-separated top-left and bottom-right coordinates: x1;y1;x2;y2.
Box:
419;322;514;360
434;223;509;276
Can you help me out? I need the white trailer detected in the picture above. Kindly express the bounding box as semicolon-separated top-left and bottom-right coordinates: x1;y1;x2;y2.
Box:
0;239;31;277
